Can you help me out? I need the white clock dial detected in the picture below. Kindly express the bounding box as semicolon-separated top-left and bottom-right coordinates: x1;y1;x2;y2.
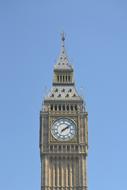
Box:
51;118;76;141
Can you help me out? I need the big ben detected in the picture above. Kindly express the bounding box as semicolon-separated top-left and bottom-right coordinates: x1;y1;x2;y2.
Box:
40;34;88;190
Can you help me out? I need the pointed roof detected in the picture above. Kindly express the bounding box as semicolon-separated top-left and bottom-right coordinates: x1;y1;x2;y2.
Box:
54;33;73;71
45;85;82;101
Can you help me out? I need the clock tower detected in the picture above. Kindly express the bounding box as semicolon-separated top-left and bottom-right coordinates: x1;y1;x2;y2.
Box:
40;34;88;190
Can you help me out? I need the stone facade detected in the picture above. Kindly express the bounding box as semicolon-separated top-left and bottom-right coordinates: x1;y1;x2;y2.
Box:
40;34;88;190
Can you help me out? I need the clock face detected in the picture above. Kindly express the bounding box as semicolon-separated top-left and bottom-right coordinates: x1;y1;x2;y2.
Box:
51;118;76;141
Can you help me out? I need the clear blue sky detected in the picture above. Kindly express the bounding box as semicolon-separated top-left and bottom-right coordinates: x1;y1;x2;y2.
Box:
0;0;127;190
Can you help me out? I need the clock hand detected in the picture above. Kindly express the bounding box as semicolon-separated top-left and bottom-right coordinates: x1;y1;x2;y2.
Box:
61;125;71;132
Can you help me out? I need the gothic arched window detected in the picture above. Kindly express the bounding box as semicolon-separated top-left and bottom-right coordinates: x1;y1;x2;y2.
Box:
55;105;57;111
67;105;69;111
59;105;61;111
63;105;65;111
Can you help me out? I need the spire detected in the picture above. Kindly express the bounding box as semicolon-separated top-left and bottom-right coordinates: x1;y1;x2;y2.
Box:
54;33;73;71
61;32;65;47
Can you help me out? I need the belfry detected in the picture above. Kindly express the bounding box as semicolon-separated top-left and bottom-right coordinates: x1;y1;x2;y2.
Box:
40;34;88;190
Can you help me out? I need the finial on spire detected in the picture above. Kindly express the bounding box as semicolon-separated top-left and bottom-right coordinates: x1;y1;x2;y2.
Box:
61;32;65;47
